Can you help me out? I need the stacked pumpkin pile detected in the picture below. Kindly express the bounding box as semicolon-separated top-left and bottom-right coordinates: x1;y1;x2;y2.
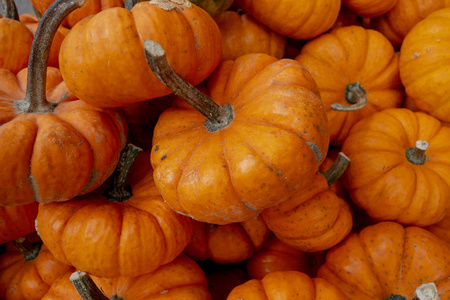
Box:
1;0;450;299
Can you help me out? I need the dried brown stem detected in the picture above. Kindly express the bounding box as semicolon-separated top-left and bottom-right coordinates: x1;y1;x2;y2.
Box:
1;0;19;20
406;140;428;165
331;82;367;112
322;152;350;186
70;271;109;300
12;236;42;261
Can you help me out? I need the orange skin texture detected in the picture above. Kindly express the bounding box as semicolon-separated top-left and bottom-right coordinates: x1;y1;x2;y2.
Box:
30;0;124;28
214;11;286;61
184;215;270;264
0;244;74;300
317;222;450;299
426;210;450;248
151;53;329;224
59;1;222;107
262;173;353;252
36;171;194;278
296;25;404;146
0;18;33;74
0;203;38;245
371;0;449;48
0;68;127;205
232;0;341;40
399;8;450;123
42;254;212;299
343;0;399;18
227;271;349;300
341;108;450;226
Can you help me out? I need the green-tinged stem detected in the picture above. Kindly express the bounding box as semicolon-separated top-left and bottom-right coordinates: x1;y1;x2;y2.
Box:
322;152;350;186
1;0;19;20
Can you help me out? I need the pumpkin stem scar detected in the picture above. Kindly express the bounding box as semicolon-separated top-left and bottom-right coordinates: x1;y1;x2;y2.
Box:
330;82;368;112
413;282;440;300
12;236;42;261
104;144;143;202
148;0;192;11
321;152;350;186
70;271;110;300
143;39;235;133
406;140;429;165
1;0;19;20
14;0;86;114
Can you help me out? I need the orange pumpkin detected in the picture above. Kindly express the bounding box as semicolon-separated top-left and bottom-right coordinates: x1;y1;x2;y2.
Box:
317;222;450;299
59;0;222;107
343;0;399;17
341;108;450;226
214;10;286;61
36;145;193;278
146;42;329;224
227;271;348;300
0;204;39;245
184;215;270;264
426;211;450;248
399;7;450;123
42;254;212;299
295;25;404;146
232;0;341;40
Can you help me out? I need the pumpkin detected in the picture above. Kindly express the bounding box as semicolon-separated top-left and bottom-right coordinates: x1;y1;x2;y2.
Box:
0;236;74;300
189;0;233;17
399;7;450;123
295;25;404;146
0;0;33;73
145;42;329;224
227;270;349;300
214;10;286;61
370;0;449;49
343;0;399;17
317;221;450;299
30;0;124;28
261;152;353;252
231;0;341;40
0;0;127;206
59;0;222;107
184;215;270;264
426;210;450;248
0;204;39;245
36;145;193;278
42;254;212;299
341;108;450;227
332;5;371;29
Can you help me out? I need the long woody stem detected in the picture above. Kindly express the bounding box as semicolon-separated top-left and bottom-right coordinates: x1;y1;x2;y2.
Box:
322;152;350;186
143;39;234;133
70;271;109;300
1;0;19;20
331;82;367;112
15;0;86;113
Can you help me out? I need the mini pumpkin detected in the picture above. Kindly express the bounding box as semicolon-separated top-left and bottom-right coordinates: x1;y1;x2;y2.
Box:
0;204;39;245
343;0;399;17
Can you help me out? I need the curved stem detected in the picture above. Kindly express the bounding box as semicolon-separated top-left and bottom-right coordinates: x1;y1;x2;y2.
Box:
124;0;139;10
331;82;367;112
406;140;428;165
1;0;19;20
322;152;350;186
14;0;86;114
103;144;143;202
12;236;42;261
70;271;110;300
143;39;234;133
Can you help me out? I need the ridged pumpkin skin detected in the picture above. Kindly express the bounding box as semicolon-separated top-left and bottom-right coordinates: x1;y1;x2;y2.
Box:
343;0;399;17
151;53;329;224
36;171;194;278
262;172;353;252
341;108;450;226
371;0;449;48
42;254;212;299
59;0;222;107
0;68;127;205
184;215;270;264
295;26;404;146
0;204;39;245
317;222;450;299
0;244;74;300
399;8;450;123
426;210;450;248
227;271;349;300
214;11;286;61
30;0;124;28
232;0;341;40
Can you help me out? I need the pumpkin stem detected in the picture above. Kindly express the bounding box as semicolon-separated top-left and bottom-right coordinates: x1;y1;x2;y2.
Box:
14;0;86;114
321;152;350;186
1;0;19;20
32;5;43;21
104;144;143;202
331;82;367;112
413;282;440;300
406;140;428;165
124;0;139;10
143;39;235;133
12;236;42;261
70;271;110;300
